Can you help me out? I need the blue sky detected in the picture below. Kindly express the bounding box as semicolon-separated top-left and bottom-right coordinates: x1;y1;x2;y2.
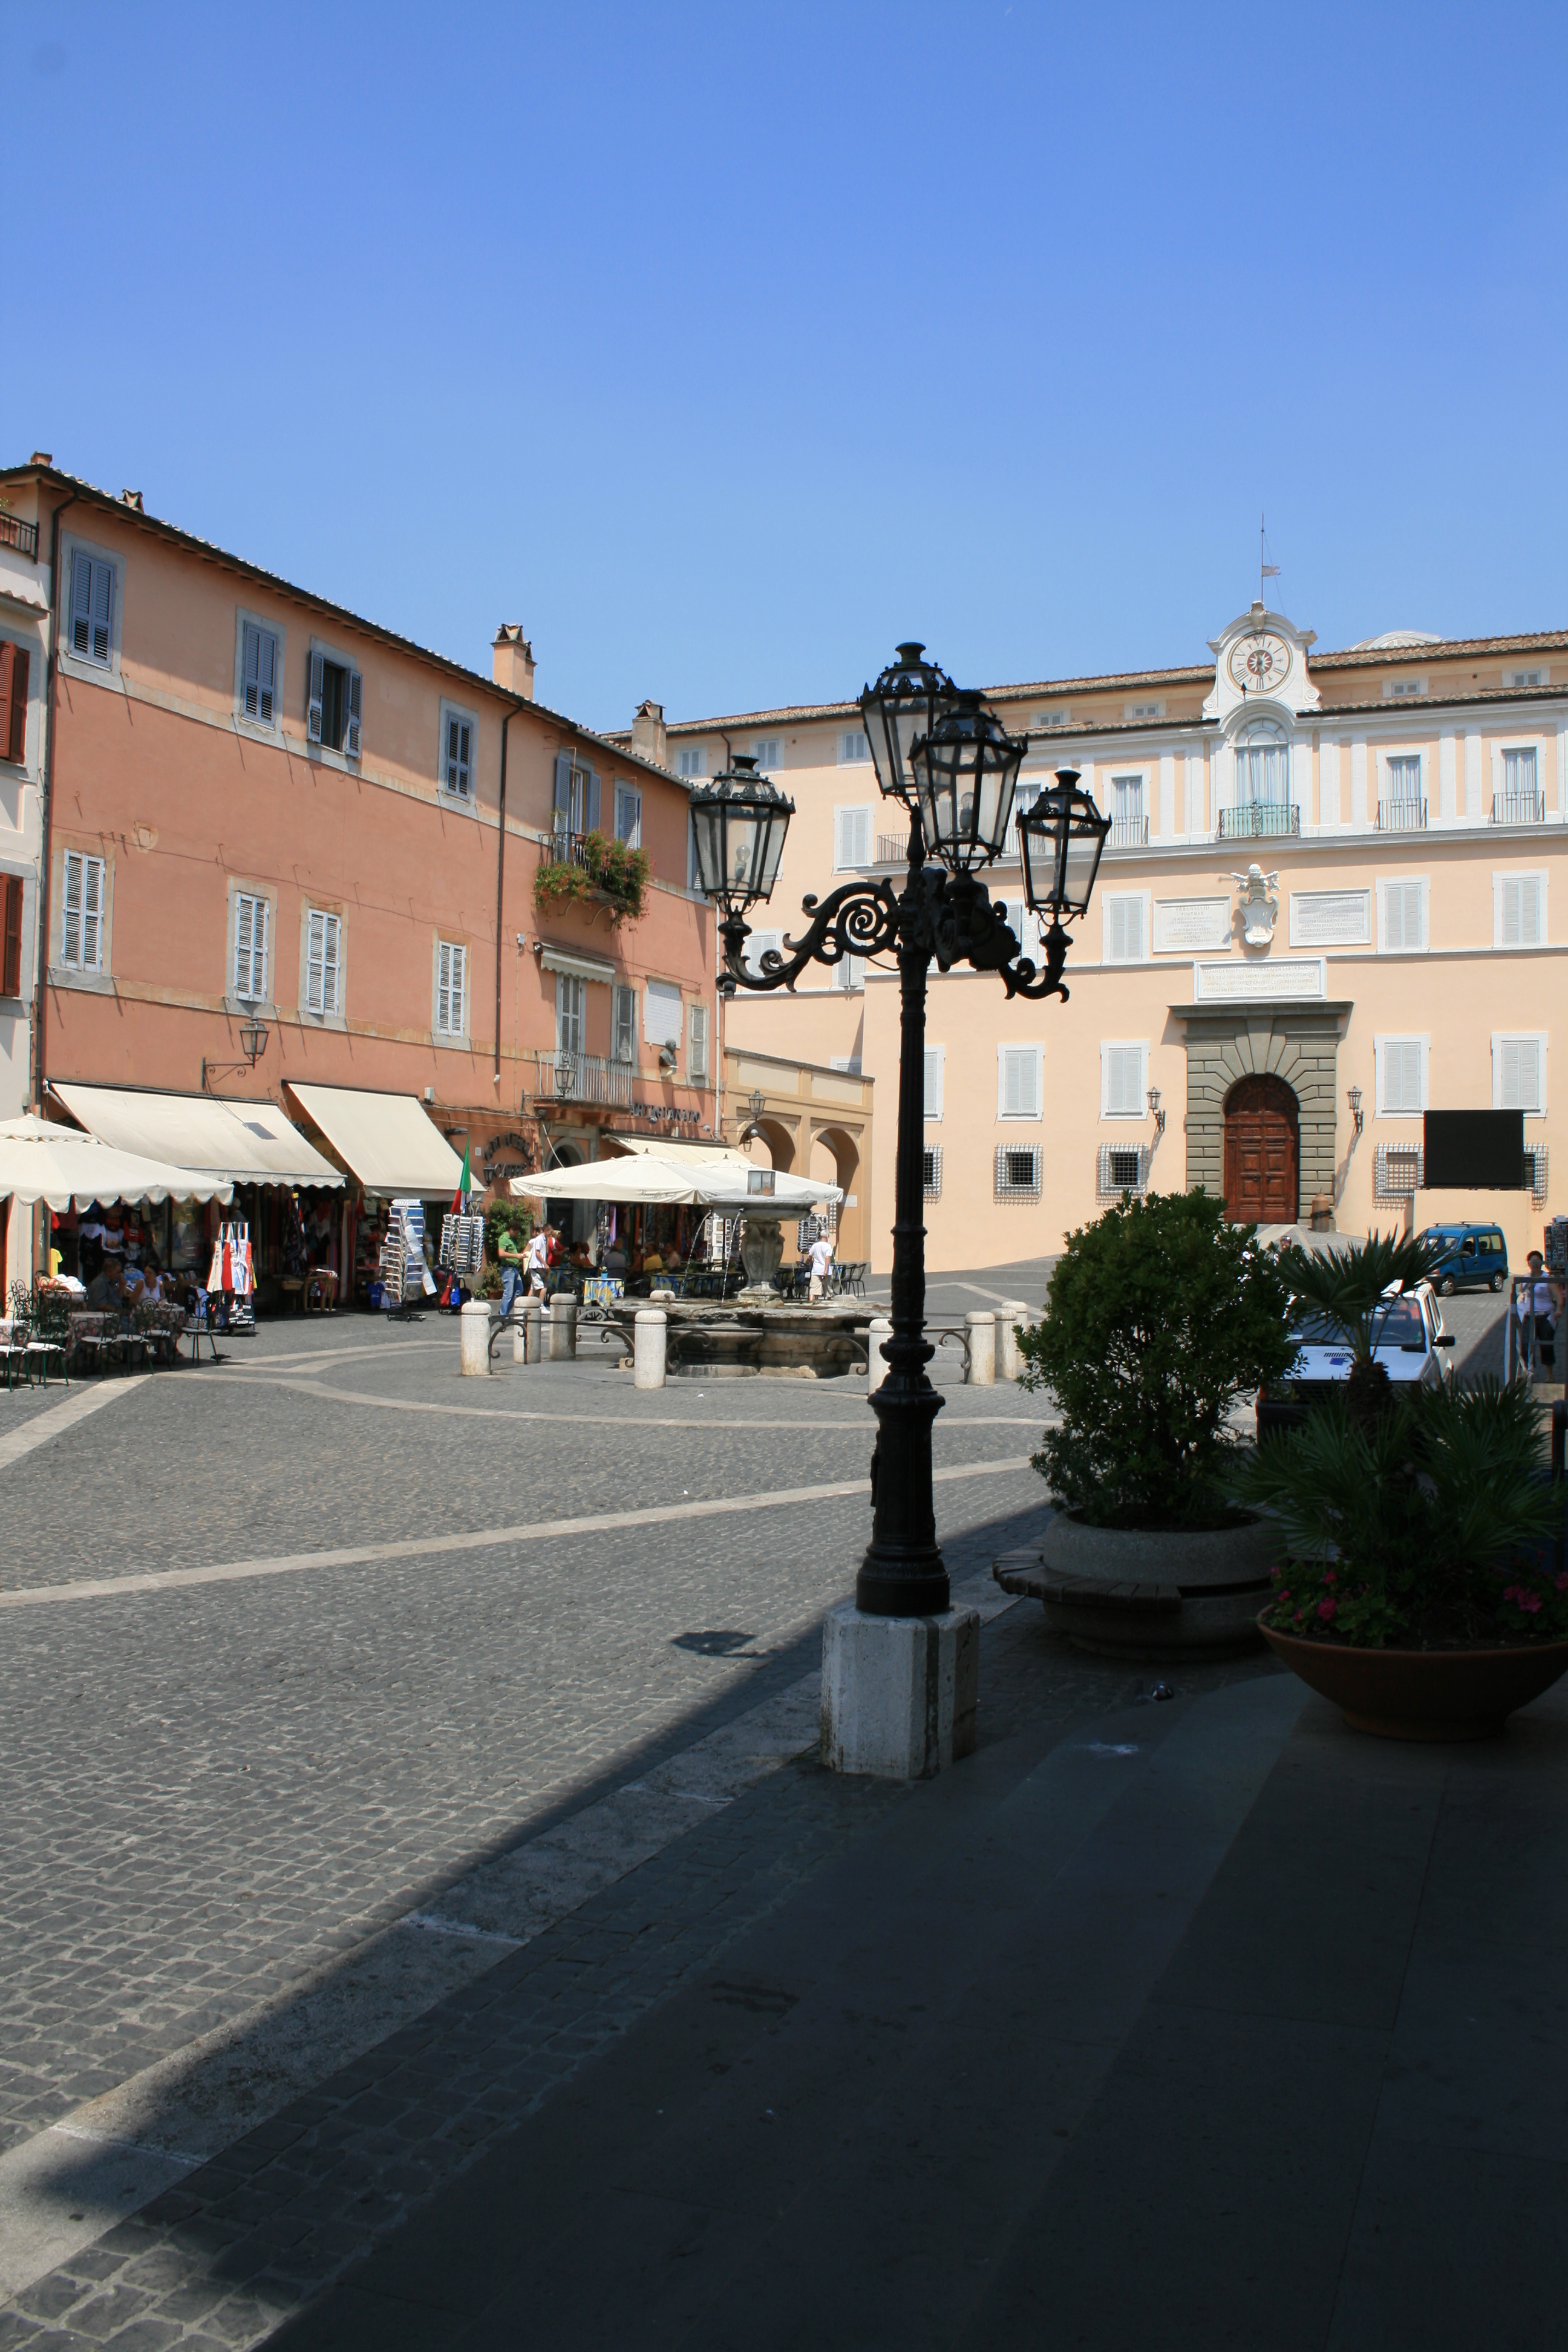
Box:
13;2;1568;730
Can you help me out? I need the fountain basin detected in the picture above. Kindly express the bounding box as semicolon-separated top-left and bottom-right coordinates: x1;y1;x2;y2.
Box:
658;1300;872;1379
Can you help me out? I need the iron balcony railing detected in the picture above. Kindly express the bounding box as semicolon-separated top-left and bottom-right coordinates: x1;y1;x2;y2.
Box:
1377;798;1427;831
875;833;911;865
1218;802;1301;841
547;827;593;867
532;1050;633;1108
1492;791;1545;826
0;513;38;561
1109;814;1149;848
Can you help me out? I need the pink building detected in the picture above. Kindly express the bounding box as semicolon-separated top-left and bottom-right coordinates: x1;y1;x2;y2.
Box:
0;459;717;1301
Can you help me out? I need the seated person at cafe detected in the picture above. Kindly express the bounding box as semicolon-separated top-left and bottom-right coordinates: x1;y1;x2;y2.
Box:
568;1239;595;1272
604;1238;628;1275
126;1255;165;1304
84;1261;127;1310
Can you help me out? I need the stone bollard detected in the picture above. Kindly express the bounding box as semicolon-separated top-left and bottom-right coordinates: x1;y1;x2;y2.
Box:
866;1315;892;1393
964;1309;996;1385
512;1294;543;1365
547;1294;578;1362
995;1300;1030;1381
459;1298;491;1377
633;1307;667;1390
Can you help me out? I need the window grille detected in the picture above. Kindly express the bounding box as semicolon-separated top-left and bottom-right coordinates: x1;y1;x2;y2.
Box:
923;1146;942;1199
1097;1143;1148;1197
1524;1146;1550;1204
995;1145;1041;1199
1374;1143;1423;1197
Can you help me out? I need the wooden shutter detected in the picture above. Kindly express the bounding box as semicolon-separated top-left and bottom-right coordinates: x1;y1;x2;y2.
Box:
0;644;27;763
689;1002;708;1082
244;625;276;725
307;652;325;743
586;768;601;835
344;669;363;759
1105;1045;1144;1116
1;874;22;996
62;851;82;965
613;984;636;1063
321;913;340;1012
81;857;103;969
450;944;465;1033
437;941;453;1033
553;753;573;827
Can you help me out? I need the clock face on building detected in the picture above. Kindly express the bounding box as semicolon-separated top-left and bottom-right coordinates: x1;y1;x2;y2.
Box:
1229;633;1291;694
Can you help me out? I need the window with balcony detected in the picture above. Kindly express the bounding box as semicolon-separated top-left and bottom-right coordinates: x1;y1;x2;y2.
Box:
552;753;599;838
1380;755;1425;830
555;971;585;1058
1224;721;1296;838
1495;747;1542;825
612;984;637;1065
1109;773;1147;846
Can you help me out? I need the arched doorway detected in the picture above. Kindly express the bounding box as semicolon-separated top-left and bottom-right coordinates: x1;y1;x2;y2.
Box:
1223;1074;1299;1224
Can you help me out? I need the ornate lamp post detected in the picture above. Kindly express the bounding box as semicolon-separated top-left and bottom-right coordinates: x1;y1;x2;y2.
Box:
691;651;1110;1658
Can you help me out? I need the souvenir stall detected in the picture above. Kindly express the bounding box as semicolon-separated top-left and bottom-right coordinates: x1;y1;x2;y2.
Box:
283;1085;466;1312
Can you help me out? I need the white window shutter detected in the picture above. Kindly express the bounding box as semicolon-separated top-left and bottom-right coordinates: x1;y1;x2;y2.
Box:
307;652;325;743
1105;1045;1143;1116
452;944;465;1031
835;807;870;867
307;910;324;1012
1000;1047;1039;1117
1384;1039;1422;1113
344;669;363;759
235;894;253;996
1500;1037;1540;1112
1108;898;1144;961
689;1002;709;1081
323;914;340;1012
437;941;452;1033
923;1048;944;1119
62;852;82;966
80;855;103;969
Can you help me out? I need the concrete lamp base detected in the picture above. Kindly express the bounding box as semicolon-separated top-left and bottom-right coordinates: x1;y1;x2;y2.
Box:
819;1600;979;1780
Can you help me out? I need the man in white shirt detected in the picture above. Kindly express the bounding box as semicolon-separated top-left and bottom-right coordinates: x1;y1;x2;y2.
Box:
1517;1249;1560;1374
524;1225;552;1297
808;1230;834;1304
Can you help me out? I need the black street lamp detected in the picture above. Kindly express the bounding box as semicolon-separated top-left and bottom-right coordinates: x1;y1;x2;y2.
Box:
692;647;1109;1619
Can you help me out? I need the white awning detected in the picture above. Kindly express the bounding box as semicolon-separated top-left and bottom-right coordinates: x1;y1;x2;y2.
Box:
539;944;618;986
0;1115;234;1212
513;1155;840;1209
51;1083;343;1187
607;1136;751;1168
285;1083;465;1198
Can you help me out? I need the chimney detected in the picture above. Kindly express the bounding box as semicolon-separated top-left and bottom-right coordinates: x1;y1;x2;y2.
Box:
492;624;535;699
632;699;668;769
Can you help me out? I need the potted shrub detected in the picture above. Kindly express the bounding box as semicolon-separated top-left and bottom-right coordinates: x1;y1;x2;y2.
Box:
1241;1379;1568;1738
1009;1189;1299;1655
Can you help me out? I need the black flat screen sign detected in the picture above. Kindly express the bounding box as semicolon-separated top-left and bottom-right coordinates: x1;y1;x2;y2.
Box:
1423;1109;1525;1190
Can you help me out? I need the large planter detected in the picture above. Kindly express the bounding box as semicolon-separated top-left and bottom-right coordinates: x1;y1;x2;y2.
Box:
1258;1616;1568;1740
993;1511;1279;1658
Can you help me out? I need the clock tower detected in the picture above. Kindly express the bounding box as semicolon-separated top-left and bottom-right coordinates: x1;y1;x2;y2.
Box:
1202;600;1321;723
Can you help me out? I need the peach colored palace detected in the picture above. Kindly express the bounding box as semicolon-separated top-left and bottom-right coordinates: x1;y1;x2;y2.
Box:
644;606;1567;1274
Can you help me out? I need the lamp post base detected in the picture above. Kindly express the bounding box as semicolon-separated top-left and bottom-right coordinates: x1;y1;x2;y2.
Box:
819;1600;979;1780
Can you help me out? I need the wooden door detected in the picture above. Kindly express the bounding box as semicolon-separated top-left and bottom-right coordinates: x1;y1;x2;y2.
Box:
1223;1074;1299;1224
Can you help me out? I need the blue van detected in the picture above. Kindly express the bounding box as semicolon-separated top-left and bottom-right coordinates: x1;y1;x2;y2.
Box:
1416;1223;1509;1297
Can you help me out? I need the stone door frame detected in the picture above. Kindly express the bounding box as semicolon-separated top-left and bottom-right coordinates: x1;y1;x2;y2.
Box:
1172;998;1351;1211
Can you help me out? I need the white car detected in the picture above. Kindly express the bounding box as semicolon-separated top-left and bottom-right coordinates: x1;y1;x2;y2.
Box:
1258;1280;1455;1435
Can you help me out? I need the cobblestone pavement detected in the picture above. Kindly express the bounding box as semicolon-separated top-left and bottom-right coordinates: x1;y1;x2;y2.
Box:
0;1304;1084;2341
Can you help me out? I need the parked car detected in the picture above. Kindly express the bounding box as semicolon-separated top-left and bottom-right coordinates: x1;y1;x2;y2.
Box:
1256;1280;1456;1439
1416;1221;1509;1297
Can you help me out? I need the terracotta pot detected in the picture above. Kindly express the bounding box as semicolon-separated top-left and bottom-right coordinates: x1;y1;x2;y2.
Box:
1258;1613;1568;1740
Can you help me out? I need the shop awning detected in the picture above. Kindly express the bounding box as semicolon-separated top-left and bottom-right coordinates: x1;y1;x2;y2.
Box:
51;1083;343;1187
512;1155;840;1209
284;1083;465;1198
0;1115;234;1212
606;1135;752;1168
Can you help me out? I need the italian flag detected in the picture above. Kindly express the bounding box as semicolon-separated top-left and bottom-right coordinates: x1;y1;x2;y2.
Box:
451;1141;471;1214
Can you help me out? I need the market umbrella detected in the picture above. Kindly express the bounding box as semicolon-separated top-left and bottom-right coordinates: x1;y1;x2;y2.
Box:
509;1154;841;1210
0;1114;235;1210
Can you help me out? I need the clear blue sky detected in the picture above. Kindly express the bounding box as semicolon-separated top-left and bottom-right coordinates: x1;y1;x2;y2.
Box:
14;2;1567;731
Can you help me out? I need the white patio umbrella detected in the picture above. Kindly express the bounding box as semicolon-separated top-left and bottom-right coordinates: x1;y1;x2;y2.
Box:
0;1114;235;1210
510;1154;841;1210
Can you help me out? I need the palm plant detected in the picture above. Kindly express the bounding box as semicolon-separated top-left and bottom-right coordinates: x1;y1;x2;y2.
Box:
1239;1379;1563;1647
1274;1229;1446;1425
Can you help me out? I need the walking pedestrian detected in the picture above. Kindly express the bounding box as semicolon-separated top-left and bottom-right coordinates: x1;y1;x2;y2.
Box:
1517;1249;1560;1375
807;1227;835;1304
